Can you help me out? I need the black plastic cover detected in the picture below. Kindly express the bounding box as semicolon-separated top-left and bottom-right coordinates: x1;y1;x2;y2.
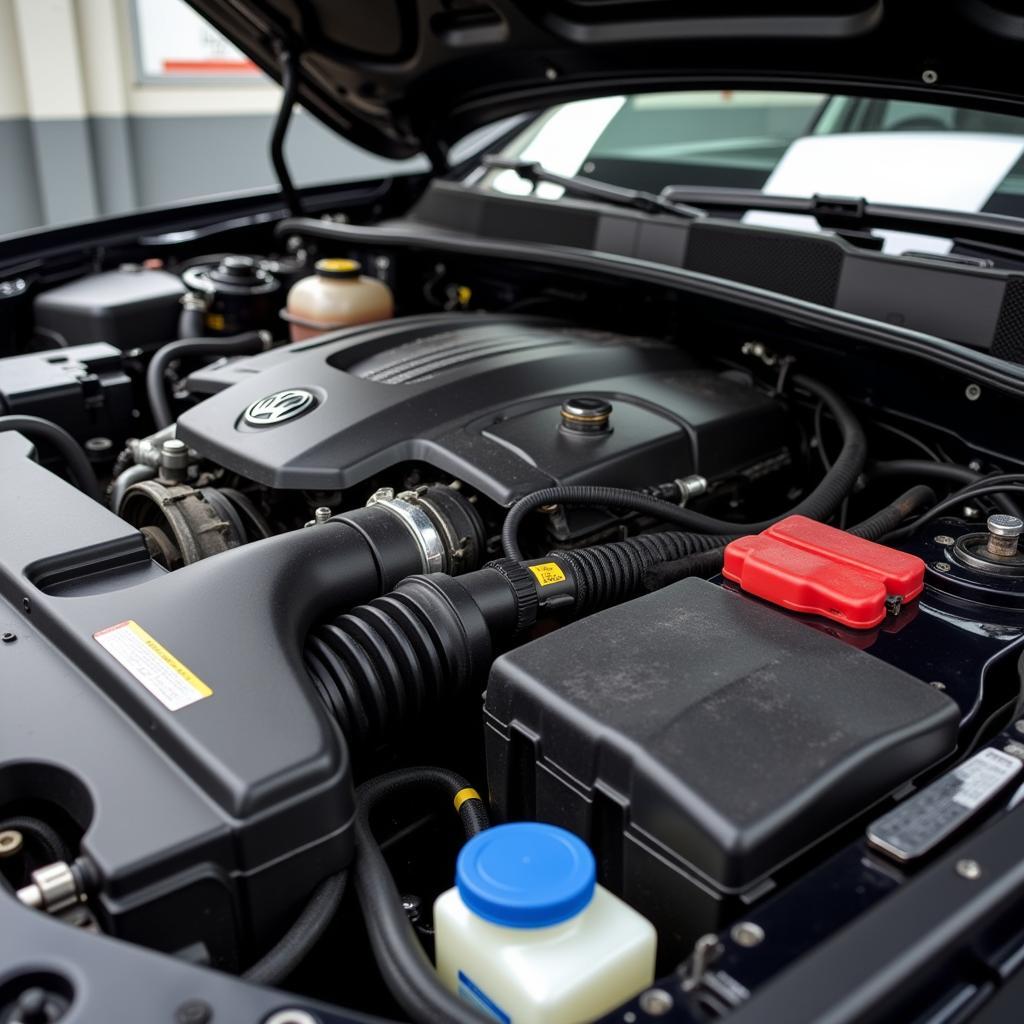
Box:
0;432;421;966
0;342;134;444
33;268;184;350
179;314;788;502
485;577;958;945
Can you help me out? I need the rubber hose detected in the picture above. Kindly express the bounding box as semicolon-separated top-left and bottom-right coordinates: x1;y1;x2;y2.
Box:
550;530;737;613
147;331;266;429
0;415;101;502
243;871;347;986
306;571;521;748
642;485;937;592
846;484;936;541
0;816;70;864
870;460;1023;518
107;462;155;513
353;768;490;1024
501;374;865;559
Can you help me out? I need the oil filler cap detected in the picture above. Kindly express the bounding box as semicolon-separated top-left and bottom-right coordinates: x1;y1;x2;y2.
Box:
456;822;595;929
723;515;925;629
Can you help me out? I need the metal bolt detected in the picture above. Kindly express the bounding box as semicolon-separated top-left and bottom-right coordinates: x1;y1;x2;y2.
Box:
922;68;939;84
956;858;981;880
731;920;765;947
930;680;947;690
637;989;674;1016
0;829;23;857
12;987;64;1024
986;514;1023;558
175;1000;213;1024
544;65;559;80
84;436;113;454
965;383;982;401
933;561;952;573
1;631;15;643
160;438;190;482
934;535;955;547
264;1012;320;1024
313;506;332;525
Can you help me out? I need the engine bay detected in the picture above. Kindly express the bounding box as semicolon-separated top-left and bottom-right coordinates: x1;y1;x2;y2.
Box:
2;204;1024;1024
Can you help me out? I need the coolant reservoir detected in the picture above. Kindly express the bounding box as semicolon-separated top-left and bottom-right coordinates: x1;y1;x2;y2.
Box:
434;822;656;1024
284;258;393;341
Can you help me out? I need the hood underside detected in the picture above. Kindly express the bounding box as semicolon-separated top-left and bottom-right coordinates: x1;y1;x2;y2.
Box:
186;1;1024;161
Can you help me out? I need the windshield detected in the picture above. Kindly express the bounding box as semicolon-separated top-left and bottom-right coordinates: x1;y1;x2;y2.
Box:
480;91;1024;255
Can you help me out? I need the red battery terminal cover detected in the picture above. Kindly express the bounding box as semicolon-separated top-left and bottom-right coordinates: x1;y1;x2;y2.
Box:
722;515;926;629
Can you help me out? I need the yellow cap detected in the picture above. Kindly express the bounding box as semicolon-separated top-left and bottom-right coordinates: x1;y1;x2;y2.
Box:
315;258;361;278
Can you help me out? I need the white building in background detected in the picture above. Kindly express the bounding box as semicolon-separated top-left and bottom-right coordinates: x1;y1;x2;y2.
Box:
0;0;419;236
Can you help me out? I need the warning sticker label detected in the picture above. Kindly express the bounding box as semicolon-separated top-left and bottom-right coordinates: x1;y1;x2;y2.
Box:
528;562;566;586
93;620;213;711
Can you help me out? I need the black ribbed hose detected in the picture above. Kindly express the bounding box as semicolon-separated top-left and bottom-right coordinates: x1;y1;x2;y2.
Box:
353;768;490;1024
146;331;267;428
0;415;101;502
501;375;865;560
548;530;737;614
306;567;529;749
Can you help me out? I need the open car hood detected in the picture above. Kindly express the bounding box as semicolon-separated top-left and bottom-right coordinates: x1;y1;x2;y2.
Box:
187;1;1024;162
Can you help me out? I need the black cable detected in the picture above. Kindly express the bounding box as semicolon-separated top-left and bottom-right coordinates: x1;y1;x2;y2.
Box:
146;331;266;428
353;768;490;1024
272;48;303;217
643;485;937;592
870;460;1023;518
883;483;1024;543
502;374;866;560
243;871;347;986
0;415;101;502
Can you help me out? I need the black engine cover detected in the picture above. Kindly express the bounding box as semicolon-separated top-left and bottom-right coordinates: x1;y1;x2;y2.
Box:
179;314;788;502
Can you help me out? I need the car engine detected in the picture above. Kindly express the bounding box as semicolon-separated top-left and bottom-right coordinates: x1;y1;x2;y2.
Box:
1;234;1023;1023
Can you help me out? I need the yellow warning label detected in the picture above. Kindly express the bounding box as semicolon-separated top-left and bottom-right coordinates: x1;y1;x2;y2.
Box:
528;562;566;586
93;620;212;711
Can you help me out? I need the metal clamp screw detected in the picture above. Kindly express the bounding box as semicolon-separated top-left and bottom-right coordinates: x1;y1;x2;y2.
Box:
933;561;952;573
956;858;982;880
0;830;23;857
731;920;765;947
637;989;674;1016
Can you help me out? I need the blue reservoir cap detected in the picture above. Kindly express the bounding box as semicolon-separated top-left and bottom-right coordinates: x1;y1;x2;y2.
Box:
456;822;596;929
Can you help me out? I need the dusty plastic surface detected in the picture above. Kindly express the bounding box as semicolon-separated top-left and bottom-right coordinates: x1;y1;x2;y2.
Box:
485;577;958;955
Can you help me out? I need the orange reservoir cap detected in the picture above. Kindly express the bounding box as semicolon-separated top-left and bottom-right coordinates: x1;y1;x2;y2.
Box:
722;515;926;630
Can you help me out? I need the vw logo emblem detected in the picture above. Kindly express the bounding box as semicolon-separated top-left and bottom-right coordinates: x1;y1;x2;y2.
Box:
242;388;316;427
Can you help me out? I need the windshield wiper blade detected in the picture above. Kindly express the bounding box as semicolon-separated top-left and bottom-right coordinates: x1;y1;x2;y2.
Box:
659;185;1024;256
482;156;704;219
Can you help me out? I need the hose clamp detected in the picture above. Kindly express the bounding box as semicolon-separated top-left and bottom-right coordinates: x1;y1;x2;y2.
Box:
367;489;446;574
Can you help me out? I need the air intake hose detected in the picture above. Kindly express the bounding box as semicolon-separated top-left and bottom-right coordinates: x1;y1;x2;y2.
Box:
306;563;535;747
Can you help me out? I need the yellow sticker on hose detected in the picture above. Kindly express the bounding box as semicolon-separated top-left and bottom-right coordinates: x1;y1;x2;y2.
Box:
93;620;212;711
528;562;566;586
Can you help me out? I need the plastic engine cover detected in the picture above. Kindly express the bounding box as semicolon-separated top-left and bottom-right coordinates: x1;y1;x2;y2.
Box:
177;313;790;502
484;577;958;955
